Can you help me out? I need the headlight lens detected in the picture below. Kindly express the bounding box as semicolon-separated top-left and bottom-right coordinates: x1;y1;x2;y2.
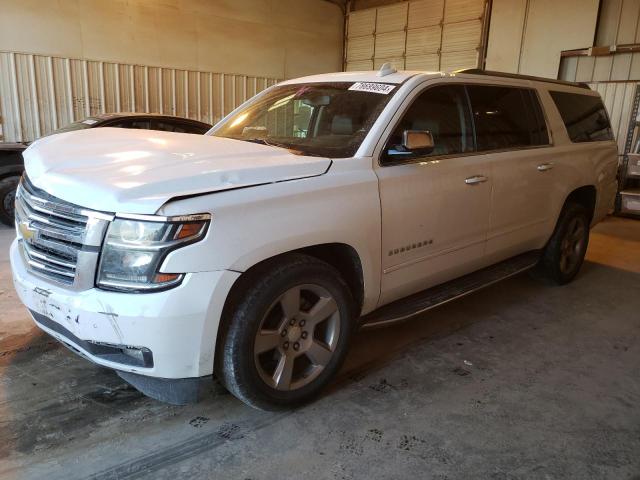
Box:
97;214;210;292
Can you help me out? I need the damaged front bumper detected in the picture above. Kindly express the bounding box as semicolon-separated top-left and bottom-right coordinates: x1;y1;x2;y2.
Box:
10;239;240;404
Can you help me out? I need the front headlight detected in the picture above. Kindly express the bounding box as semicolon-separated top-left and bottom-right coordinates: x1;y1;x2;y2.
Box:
97;214;210;292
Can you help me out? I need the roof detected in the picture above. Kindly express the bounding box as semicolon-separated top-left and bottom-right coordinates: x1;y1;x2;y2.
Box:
454;69;590;90
280;70;442;85
280;67;590;90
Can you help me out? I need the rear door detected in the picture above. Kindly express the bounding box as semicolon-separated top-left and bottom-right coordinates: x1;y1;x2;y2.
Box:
375;83;493;305
465;84;556;263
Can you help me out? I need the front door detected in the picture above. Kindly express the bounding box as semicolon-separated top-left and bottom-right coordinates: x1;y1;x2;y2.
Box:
375;84;493;306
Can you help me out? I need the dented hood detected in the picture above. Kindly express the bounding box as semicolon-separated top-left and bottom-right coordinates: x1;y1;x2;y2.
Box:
24;128;331;214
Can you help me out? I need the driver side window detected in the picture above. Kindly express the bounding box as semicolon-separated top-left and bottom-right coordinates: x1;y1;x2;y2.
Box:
382;85;473;164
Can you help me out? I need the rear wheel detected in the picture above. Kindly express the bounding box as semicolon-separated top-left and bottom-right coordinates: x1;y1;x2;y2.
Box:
0;175;20;226
536;202;590;285
216;254;355;410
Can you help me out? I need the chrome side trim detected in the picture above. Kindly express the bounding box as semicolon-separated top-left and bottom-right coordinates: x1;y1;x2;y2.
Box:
537;163;554;171
26;257;76;279
115;212;212;223
23;242;76;269
98;275;184;291
465;175;488;184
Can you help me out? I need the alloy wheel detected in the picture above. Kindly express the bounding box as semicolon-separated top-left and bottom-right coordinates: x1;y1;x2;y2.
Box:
253;284;341;391
559;216;586;274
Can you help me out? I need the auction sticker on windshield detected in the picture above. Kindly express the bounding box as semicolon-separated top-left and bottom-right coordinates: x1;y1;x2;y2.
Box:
348;82;395;94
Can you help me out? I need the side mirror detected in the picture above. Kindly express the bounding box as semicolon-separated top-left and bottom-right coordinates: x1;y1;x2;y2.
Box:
242;126;267;139
402;130;434;152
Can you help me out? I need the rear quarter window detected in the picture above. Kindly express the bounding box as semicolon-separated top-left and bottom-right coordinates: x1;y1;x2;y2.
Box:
549;91;613;143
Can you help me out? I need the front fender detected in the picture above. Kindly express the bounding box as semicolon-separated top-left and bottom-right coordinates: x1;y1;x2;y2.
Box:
158;160;382;314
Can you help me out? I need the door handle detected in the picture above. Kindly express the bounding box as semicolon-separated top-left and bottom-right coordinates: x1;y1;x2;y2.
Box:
465;175;488;185
537;163;554;172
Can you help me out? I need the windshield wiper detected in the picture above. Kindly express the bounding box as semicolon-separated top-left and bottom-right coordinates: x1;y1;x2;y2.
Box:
233;137;320;157
240;138;310;154
241;138;287;148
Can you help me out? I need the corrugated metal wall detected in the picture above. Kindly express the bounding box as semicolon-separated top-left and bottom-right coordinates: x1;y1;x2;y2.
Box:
560;52;640;84
0;51;280;143
596;0;640;47
345;0;487;72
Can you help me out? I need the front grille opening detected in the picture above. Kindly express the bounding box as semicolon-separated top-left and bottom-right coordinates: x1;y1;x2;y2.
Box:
33;236;80;260
16;175;95;287
20;179;89;226
29;239;78;261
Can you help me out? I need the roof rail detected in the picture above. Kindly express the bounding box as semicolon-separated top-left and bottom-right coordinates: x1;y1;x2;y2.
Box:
454;68;591;90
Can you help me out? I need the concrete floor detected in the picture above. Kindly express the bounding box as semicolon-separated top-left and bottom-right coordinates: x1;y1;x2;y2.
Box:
0;217;639;480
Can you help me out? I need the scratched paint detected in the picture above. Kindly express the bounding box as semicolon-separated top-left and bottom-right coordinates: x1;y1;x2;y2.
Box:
97;302;124;343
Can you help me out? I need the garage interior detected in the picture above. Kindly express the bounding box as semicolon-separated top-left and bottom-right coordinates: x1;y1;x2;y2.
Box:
0;0;639;478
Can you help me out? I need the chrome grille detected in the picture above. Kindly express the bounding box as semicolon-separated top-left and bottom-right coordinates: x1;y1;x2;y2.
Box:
15;177;113;290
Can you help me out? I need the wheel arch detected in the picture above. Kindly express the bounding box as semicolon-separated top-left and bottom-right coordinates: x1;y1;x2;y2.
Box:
214;243;366;366
564;185;597;223
294;243;365;316
224;242;365;317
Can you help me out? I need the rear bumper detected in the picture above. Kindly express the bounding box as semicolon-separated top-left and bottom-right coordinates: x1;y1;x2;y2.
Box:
11;238;240;381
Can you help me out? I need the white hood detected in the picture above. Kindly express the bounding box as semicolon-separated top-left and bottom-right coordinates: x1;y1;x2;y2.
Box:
24;128;331;214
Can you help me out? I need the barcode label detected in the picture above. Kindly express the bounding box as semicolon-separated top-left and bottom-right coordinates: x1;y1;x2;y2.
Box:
348;82;396;95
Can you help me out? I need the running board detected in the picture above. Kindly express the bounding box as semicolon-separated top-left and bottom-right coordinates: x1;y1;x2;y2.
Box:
360;251;541;329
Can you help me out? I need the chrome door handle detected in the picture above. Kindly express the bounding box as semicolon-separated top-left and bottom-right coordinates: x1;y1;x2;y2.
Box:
537;163;554;171
465;175;488;185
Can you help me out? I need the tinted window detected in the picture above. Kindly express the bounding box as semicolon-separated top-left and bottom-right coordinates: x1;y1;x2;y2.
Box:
182;123;210;135
108;119;151;130
383;85;473;163
153;120;185;133
550;91;613;143
153;120;209;134
467;85;549;151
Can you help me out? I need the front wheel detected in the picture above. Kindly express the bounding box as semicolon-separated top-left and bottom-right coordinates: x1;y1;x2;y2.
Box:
536;202;590;285
216;254;355;410
0;175;20;226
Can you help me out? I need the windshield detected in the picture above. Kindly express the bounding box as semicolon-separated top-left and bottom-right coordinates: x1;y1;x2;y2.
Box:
44;117;101;137
210;82;397;157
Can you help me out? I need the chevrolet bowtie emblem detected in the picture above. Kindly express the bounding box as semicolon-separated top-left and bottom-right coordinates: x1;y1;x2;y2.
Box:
18;220;36;241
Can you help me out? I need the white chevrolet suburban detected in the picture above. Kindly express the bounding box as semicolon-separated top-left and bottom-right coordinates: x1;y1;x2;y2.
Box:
10;66;618;410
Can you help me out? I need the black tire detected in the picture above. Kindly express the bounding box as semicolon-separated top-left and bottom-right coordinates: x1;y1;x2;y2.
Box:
216;253;355;410
535;202;590;285
0;176;20;226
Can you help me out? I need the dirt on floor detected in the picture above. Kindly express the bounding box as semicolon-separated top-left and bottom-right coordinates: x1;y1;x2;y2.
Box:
0;217;639;480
